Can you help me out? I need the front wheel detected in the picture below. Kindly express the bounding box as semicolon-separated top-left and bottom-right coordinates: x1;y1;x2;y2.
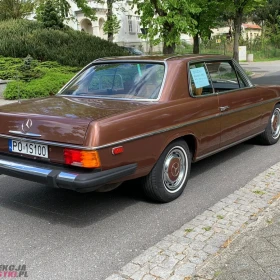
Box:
142;140;191;203
258;105;280;145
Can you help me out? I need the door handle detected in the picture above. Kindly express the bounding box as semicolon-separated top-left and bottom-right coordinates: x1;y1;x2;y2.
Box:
220;106;230;112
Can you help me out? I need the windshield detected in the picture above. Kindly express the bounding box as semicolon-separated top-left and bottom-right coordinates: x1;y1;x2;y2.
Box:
58;62;165;100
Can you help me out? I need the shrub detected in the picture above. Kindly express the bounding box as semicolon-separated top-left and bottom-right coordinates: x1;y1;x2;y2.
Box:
4;70;74;99
0;55;79;99
0;19;129;67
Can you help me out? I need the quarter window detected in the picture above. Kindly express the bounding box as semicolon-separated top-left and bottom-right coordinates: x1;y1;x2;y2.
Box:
205;61;241;93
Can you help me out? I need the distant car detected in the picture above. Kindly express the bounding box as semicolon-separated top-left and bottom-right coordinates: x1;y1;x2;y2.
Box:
122;46;143;55
0;54;280;203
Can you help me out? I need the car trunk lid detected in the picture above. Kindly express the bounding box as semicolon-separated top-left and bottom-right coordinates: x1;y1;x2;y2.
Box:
0;96;149;145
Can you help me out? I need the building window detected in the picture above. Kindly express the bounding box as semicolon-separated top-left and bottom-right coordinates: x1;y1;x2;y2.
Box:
128;15;133;33
136;16;141;33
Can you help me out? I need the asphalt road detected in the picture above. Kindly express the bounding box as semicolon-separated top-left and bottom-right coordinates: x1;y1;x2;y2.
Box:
0;71;280;280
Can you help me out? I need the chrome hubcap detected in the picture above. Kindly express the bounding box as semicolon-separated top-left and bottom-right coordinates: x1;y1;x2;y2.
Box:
162;146;188;193
271;108;280;139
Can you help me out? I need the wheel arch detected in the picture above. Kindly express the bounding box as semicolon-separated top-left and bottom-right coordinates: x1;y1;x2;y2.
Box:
159;133;198;163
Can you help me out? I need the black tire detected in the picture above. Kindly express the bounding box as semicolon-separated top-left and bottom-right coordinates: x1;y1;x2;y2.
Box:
258;105;280;145
142;140;191;203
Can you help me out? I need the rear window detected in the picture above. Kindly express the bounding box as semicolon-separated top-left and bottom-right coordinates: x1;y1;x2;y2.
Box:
58;63;165;100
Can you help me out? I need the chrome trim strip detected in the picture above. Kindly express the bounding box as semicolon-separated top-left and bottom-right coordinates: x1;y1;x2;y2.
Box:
57;172;77;182
90;113;221;149
195;131;264;161
0;159;52;176
8;130;42;137
220;97;280;116
57;60;168;102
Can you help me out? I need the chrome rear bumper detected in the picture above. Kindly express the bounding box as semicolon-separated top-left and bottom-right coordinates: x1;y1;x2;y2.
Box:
0;155;137;192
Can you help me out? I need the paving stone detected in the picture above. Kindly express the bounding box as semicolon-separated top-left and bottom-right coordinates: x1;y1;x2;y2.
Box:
119;263;141;276
156;240;173;250
207;234;228;248
130;264;158;280
174;253;185;261
188;256;203;265
189;241;205;250
105;274;127;280
130;269;147;280
169;243;186;253
195;234;210;242
176;236;192;245
142;275;157;280
150;254;167;265
150;266;173;279
203;245;219;255
195;250;209;261
174;262;196;276
186;231;199;239
202;230;214;238
133;254;154;266
160;256;179;270
231;268;271;280
168;275;186;280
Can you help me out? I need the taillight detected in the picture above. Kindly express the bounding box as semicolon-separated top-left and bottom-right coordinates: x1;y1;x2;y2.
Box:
63;149;101;168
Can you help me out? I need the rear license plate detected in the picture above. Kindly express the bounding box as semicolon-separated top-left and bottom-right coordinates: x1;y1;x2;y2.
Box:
8;140;48;158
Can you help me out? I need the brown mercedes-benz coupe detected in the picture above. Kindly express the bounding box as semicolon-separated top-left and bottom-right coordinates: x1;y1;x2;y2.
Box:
0;55;280;202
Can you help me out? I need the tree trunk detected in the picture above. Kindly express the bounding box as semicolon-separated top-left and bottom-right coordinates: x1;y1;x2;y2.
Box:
233;10;243;61
163;42;175;54
162;21;175;54
107;0;113;42
193;34;200;54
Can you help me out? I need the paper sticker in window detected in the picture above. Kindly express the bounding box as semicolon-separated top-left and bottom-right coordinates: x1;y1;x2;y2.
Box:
190;67;210;88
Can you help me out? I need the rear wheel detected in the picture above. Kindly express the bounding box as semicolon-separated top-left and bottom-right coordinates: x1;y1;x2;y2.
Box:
142;140;191;203
258;105;280;145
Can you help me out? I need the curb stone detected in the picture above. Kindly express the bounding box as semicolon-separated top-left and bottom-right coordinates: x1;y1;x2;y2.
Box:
106;162;280;280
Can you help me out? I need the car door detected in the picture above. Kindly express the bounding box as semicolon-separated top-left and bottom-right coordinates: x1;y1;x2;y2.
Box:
188;61;220;157
206;60;263;147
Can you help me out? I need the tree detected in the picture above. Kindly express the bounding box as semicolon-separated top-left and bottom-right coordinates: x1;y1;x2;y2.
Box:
36;0;97;22
133;0;201;54
253;0;280;46
224;0;266;61
36;0;64;29
103;0;120;42
103;14;120;42
188;0;225;54
0;0;34;21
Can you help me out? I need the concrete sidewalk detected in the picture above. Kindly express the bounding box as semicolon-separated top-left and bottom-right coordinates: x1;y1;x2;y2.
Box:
194;198;280;280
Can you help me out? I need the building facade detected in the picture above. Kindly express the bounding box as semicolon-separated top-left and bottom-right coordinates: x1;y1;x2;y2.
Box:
27;0;160;53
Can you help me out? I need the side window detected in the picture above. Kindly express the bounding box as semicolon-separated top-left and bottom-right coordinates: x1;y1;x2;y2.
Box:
189;62;213;97
205;61;240;93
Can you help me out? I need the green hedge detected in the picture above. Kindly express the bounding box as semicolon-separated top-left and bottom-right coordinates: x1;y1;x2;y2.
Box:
4;70;75;99
0;19;128;67
1;56;79;99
